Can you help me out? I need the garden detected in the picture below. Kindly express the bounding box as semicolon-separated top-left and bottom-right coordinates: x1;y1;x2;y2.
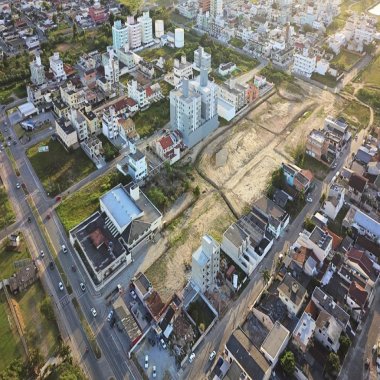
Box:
187;295;216;333
0;184;15;230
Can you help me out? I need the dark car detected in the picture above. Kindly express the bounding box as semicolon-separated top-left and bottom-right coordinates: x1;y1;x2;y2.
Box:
49;261;54;270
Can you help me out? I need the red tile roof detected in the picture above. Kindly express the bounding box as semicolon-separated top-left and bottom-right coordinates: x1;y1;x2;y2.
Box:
346;248;374;278
304;300;319;320
301;169;314;182
158;135;174;150
325;228;343;251
126;97;137;107
348;281;368;308
145;86;153;97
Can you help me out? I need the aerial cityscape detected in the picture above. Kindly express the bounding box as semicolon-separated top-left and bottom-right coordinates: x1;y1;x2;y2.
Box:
0;0;379;379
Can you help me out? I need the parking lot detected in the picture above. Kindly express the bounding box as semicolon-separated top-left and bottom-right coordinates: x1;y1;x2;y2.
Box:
134;331;179;380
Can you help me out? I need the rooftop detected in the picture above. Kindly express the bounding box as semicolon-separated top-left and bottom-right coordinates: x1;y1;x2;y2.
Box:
348;281;368;308
278;273;307;308
133;272;152;297
309;226;333;251
293;310;316;348
260;321;289;360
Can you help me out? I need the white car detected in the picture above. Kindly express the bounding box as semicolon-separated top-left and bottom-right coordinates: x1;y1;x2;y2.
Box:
40;250;44;257
160;338;167;349
107;310;114;322
152;365;157;378
130;290;137;299
62;244;68;254
58;282;64;291
189;353;195;363
209;350;216;361
306;196;313;203
16;183;21;189
144;355;149;369
80;282;86;292
91;307;97;317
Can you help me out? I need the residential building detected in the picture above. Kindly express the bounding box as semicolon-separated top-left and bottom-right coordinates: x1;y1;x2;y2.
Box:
324;116;351;148
60;81;85;109
322;184;345;220
137;11;153;45
348;173;368;202
138;59;155;78
270;46;294;69
260;321;290;366
217;79;247;120
173;55;193;87
155;131;182;164
191;235;220;292
49;52;66;81
218;62;237;77
102;47;120;84
345;248;378;286
193;46;212;71
89;2;108;24
70;109;88;141
343;206;380;240
282;163;313;192
278;274;307;316
127;80;150;108
306;129;329;162
292;48;317;78
127;144;147;181
252;197;290;239
112;20;129;50
293;308;317;352
314;311;342;352
117;47;136;71
210;0;223;18
225;329;271;380
127;16;142;50
132;272;153;301
70;184;162;284
55;118;79;149
30;53;46;86
102;106;123;142
346;281;369;320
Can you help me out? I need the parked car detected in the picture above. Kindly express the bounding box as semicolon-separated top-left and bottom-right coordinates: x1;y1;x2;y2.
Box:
209;351;216;361
152;366;157;378
58;282;64;291
130;290;137;299
91;307;97;317
62;244;68;254
49;261;54;270
71;265;76;272
16;182;21;189
144;355;149;369
40;250;44;257
160;338;167;349
80;282;86;292
189;353;195;363
107;310;114;322
306;196;313;203
332;162;337;169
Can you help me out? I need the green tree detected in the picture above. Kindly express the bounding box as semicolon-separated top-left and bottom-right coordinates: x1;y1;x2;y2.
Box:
326;352;341;375
303;217;316;232
280;350;296;376
338;334;351;357
147;187;169;210
193;185;200;197
109;12;115;26
72;22;78;40
52;14;57;24
261;269;271;285
26;348;43;376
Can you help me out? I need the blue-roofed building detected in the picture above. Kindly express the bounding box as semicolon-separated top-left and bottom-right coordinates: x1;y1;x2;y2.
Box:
343;206;380;240
355;147;374;165
70;184;162;287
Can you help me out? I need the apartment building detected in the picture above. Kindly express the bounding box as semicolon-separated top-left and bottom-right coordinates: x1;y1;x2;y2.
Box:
292;48;316;78
30;53;46;86
127;16;142;50
193;46;212;71
112;19;128;50
173;55;193;86
102;47;120;84
49;52;66;81
137;11;153;45
306;129;329;162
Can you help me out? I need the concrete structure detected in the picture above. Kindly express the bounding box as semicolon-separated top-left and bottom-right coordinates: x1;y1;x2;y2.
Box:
314;311;342;352
173;55;193;87
102;47;120;85
306;129;329;162
193;46;212;71
49;52;66;81
293;310;316;352
191;235;220;292
174;28;185;48
55;118;79;149
292;48;317;78
112;20;129;50
278;274;307;316
210;0;223;18
155;20;164;38
127;16;142;50
322;184;345;220
127;144;147;181
30;53;46;86
137;11;153;45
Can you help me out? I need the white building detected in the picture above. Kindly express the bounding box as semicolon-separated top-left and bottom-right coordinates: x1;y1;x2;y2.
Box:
137;11;153;45
293;311;316;352
30;53;46;86
112;20;128;50
102;106;123;141
127;16;142;50
49;52;66;81
210;0;223;18
322;184;345;220
127;80;149;108
155;20;164;38
127;144;147;181
102;47;120;84
314;311;342;352
292;48;316;78
193;46;212;71
191;235;220;292
173;55;193;86
278;274;307;316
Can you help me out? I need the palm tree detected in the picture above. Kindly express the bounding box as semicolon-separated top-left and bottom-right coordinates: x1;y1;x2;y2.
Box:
261;269;271;285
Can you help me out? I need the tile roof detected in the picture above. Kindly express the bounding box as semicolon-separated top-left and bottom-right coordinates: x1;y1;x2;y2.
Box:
348;281;368;308
348;173;368;193
346;248;375;279
158;135;174;150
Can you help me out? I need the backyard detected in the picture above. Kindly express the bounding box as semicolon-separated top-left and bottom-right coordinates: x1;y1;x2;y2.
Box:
14;280;60;358
187;296;216;332
0;234;30;280
56;169;130;232
0;290;24;372
0;185;15;230
26;138;96;197
357;54;380;86
331;50;361;71
14;120;52;141
311;72;338;88
341;99;371;131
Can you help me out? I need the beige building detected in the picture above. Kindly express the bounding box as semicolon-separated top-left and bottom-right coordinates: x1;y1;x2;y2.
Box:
55;118;79;149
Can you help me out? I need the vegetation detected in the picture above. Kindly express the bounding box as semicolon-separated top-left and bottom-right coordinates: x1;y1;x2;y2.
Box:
27;138;96;197
341;100;370;130
326;352;341;376
146;187;169;211
229;37;245;49
97;135;120;162
331;50;361;71
357;54;380;86
338;334;351;358
0;185;15;230
266;167;285;198
280;350;296;376
261;269;271;285
0;234;30;280
260;64;293;86
311;72;338;88
56;170;131;232
187;297;215;332
303;217;316;232
357;88;380;112
45;361;86;380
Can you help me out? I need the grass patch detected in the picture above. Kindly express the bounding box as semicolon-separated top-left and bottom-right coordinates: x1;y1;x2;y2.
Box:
357;54;380;86
26;138;96;197
0;185;16;230
298;154;330;181
357;87;380;112
341;100;370;131
0;82;26;104
56;170;130;232
0;290;24;371
14;120;52;140
331;50;361;71
311;72;338;88
229;37;245;49
97;135;120;162
344;84;355;95
187;296;215;332
14;281;59;358
133;99;170;137
159;80;174;97
0;235;30;280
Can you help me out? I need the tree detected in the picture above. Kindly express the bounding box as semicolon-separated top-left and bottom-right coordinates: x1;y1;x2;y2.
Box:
26;348;43;376
72;22;78;40
146;187;169;210
303;217;316;232
109;12;115;26
52;14;57;24
261;269;271;285
193;185;200;197
326;352;340;375
338;334;351;357
280;350;296;376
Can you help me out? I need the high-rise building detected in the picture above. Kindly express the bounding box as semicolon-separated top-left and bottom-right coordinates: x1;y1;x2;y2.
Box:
199;0;210;13
102;47;120;84
49;52;66;81
127;16;142;49
30;53;46;85
112;20;129;50
210;0;223;18
193;46;212;71
137;11;153;45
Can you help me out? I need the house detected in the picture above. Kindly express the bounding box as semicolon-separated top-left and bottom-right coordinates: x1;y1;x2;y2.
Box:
225;329;271;380
291;246;321;276
138;59;155;78
145;290;166;322
8;264;38;293
132;272;153;301
348;173;368;202
296;226;333;263
345;248;378;286
260;321;290;366
173;55;193;86
252;197;290;239
324;116;351;149
282;163;313;192
8;233;20;248
218;62;237;76
355;146;374;165
155;132;183;164
191;235;220;292
278;274;307;316
306;129;329;163
292;302;318;352
322;184;345;220
314;311;342;352
346;281;369;320
126;145;147;181
356;235;380;263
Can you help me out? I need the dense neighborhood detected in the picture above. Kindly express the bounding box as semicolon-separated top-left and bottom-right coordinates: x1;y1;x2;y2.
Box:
0;0;380;379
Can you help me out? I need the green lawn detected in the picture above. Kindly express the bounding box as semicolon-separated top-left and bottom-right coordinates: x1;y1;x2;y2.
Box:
0;235;30;280
298;155;330;181
26;138;96;197
97;135;120;162
331;50;361;71
311;73;338;88
229;37;245;49
56;170;130;232
187;296;215;331
341;100;371;131
0;185;15;230
133;99;170;137
0;82;26;105
15;281;59;358
0;290;24;371
358;55;380;86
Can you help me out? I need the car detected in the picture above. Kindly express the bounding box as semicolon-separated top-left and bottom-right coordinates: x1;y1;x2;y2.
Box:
130;290;137;299
80;282;86;292
40;250;44;257
332;163;337;169
117;284;122;292
160;338;167;349
209;351;216;361
189;353;195;363
7;141;11;146
16;183;21;189
62;244;68;254
12;140;16;145
58;282;64;291
91;307;97;317
152;366;157;378
27;216;32;223
107;310;114;322
49;261;54;270
71;265;76;272
306;196;313;203
144;355;149;369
